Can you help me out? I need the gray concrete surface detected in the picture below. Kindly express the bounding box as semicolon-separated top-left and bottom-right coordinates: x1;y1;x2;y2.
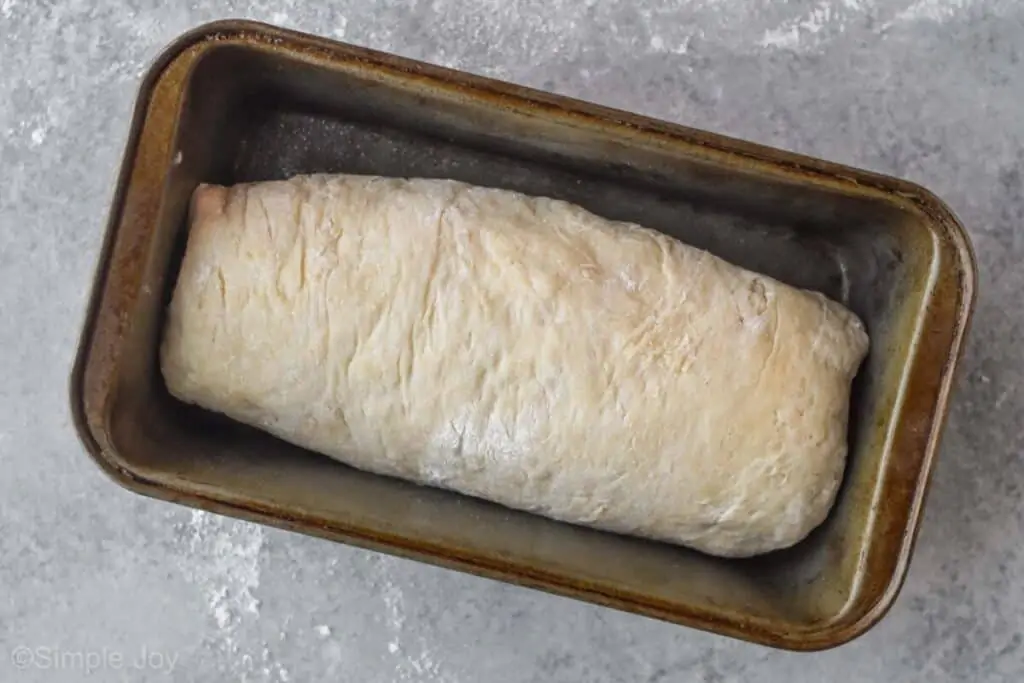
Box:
1;0;1022;680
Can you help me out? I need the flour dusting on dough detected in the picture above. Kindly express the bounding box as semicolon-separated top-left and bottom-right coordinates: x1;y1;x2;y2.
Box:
429;409;539;484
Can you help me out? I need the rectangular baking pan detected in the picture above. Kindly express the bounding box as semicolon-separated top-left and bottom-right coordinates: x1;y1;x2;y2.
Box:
70;20;976;650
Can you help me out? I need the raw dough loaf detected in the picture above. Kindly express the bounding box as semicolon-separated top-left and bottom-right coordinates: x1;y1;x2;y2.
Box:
161;173;869;557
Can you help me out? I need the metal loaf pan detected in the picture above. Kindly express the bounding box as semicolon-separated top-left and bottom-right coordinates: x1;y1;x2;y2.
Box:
70;20;976;650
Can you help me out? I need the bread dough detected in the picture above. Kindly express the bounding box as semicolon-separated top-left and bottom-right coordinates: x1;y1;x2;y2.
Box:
161;173;869;557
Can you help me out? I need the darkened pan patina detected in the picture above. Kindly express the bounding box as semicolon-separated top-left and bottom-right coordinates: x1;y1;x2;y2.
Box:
70;20;976;650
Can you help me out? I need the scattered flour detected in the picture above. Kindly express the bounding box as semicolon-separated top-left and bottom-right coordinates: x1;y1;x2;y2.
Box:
759;0;870;50
175;510;286;682
380;574;407;659
376;556;455;682
893;0;982;23
757;0;1001;52
179;509;262;642
603;0;1007;56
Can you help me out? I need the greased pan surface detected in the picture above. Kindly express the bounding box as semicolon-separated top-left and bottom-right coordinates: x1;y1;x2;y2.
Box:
71;20;976;650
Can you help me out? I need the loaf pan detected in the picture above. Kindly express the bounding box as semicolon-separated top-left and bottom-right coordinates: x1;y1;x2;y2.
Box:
70;20;976;650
